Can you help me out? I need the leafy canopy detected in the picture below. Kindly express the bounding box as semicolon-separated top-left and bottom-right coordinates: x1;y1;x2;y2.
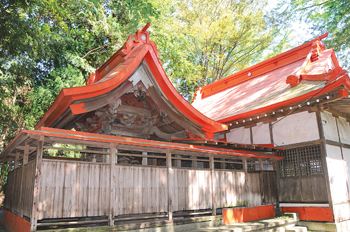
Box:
0;0;287;151
151;0;287;100
280;0;350;68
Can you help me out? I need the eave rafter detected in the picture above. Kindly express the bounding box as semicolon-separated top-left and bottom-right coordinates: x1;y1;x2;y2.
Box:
223;86;349;131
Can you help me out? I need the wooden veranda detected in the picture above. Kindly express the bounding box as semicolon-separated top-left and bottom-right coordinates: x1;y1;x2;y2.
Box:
1;127;282;231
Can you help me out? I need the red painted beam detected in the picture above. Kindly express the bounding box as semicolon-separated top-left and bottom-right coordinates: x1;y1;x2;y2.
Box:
281;207;334;222
1;210;30;232
223;205;275;225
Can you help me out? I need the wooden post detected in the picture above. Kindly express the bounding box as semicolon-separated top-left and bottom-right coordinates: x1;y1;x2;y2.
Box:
209;155;216;215
19;144;30;217
23;143;29;165
14;151;20;169
0;162;4;185
31;137;44;232
192;156;197;168
142;151;147;165
243;158;249;206
316;112;334;216
175;155;181;167
220;158;225;169
273;160;280;206
166;149;173;222
9;158;13;172
109;143;117;226
259;159;265;205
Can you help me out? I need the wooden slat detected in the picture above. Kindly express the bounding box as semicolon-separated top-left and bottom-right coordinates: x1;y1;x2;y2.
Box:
31;138;44;231
32;159;280;221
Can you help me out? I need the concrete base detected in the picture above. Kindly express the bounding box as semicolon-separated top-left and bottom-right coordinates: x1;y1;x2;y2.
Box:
40;216;222;232
39;213;304;232
297;221;337;232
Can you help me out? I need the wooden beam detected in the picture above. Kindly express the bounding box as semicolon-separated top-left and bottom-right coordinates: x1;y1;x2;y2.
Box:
166;149;173;222
31;137;44;231
43;146;110;155
2;134;29;160
15;146;36;152
327;108;350;121
226;89;341;129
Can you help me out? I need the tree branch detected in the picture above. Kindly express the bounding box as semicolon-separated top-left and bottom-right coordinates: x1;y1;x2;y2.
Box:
299;0;331;11
82;41;118;59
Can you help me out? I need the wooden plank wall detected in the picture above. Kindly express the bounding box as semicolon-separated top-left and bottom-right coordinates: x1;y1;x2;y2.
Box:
113;165;168;215
4;160;36;218
279;175;328;202
214;170;245;208
261;171;278;205
37;160;277;219
38;160;110;219
247;172;262;206
171;168;212;211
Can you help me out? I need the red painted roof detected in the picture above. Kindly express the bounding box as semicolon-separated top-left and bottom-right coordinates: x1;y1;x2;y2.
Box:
0;127;283;160
35;24;227;137
192;34;349;123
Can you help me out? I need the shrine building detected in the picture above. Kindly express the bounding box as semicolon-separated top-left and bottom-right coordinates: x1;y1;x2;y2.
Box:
1;24;350;231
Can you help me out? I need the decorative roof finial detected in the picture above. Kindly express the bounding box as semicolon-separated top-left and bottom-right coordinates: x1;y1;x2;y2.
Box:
121;23;151;56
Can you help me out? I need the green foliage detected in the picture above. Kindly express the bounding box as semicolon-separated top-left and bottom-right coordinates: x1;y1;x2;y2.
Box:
0;0;159;150
0;0;288;151
280;0;350;68
150;0;288;100
45;143;86;158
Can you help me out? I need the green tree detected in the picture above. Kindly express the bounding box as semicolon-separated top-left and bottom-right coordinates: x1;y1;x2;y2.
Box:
280;0;350;68
0;0;159;150
150;0;288;100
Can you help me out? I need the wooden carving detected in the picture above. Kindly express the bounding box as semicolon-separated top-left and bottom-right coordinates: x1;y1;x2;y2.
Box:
134;85;146;102
120;113;137;126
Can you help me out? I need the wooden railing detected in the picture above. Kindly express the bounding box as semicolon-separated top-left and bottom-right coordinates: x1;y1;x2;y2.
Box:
4;160;36;218
34;159;272;220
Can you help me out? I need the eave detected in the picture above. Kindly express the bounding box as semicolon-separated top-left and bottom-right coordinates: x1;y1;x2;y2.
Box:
197;33;329;99
221;74;350;128
35;44;227;137
0;127;283;161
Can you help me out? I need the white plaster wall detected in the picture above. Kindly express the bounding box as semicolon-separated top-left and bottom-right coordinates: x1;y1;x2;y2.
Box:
333;202;350;222
226;127;251;144
252;122;271;144
272;111;319;146
326;144;342;160
321;111;339;142
326;145;348;204
337;117;350;144
342;147;350;198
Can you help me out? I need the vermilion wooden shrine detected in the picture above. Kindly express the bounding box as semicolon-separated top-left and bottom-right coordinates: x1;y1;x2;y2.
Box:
193;33;350;230
0;24;282;231
2;24;350;231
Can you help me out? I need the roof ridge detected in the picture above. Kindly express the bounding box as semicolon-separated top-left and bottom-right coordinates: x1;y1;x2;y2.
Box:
194;33;328;100
87;23;161;85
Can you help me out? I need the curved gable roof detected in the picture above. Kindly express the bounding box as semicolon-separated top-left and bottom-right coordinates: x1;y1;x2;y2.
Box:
34;24;227;138
192;34;350;123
